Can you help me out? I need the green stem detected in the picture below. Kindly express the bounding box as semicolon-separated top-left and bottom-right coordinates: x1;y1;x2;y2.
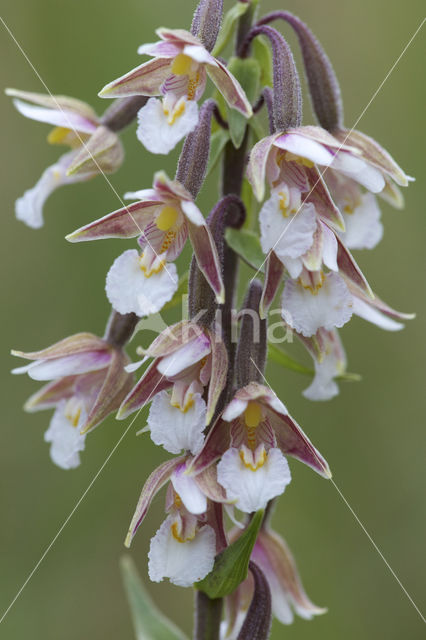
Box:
193;591;223;640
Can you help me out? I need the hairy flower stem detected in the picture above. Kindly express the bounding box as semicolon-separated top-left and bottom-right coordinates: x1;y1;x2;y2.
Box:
101;96;148;132
194;591;224;640
104;310;139;348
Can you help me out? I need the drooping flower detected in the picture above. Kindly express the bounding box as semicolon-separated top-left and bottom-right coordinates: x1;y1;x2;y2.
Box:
190;382;331;513
118;320;228;425
12;332;133;468
124;452;228;586
222;525;326;637
281;269;353;338
67;171;224;307
6;89;123;228
98;28;252;153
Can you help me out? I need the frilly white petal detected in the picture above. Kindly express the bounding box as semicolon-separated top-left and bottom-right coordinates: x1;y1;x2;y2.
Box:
282;273;353;337
217;447;291;513
136;97;199;154
340;193;383;250
44;401;86;470
147;390;206;455
106;249;178;316
260;193;317;262
148;516;216;587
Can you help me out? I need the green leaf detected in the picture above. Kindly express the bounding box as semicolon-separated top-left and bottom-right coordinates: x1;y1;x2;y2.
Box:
206;129;230;177
212;2;249;57
120;556;189;640
225;227;265;272
268;343;314;376
252;35;273;88
196;510;264;599
226;57;260;148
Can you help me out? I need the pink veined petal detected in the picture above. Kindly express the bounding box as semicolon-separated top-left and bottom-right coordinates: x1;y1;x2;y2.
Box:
66;201;160;242
13;351;111;381
260;251;285;318
206;59;253;117
99;57;174;98
206;329;228;425
117;359;172;420
247;135;277;202
125;456;185;547
188;417;231;476
187;221;225;303
12;99;98;133
267;407;331;478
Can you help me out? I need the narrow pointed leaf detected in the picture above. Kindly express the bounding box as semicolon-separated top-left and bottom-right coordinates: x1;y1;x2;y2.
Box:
196;510;264;598
268;343;314;376
120;556;189;640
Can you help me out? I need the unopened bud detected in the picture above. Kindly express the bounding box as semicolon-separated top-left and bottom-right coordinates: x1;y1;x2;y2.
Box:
191;0;223;53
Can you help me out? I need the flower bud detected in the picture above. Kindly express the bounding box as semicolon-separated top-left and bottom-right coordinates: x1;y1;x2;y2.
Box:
191;0;223;53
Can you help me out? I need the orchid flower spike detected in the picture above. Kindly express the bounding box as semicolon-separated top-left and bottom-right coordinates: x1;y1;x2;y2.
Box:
67;171;224;311
98;27;252;154
6;89;124;228
11;331;133;468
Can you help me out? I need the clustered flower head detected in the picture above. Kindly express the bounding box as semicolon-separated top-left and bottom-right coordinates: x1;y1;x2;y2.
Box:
9;1;414;637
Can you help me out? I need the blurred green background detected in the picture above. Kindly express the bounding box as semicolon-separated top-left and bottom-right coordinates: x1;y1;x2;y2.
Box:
1;1;425;638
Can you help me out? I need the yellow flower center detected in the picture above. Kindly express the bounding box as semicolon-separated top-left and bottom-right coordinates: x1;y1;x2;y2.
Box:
172;53;194;76
285;151;314;168
47;126;71;145
239;446;267;471
163;99;187;126
139;252;165;278
156;206;179;231
244;402;262;428
300;270;325;294
64;398;82;428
